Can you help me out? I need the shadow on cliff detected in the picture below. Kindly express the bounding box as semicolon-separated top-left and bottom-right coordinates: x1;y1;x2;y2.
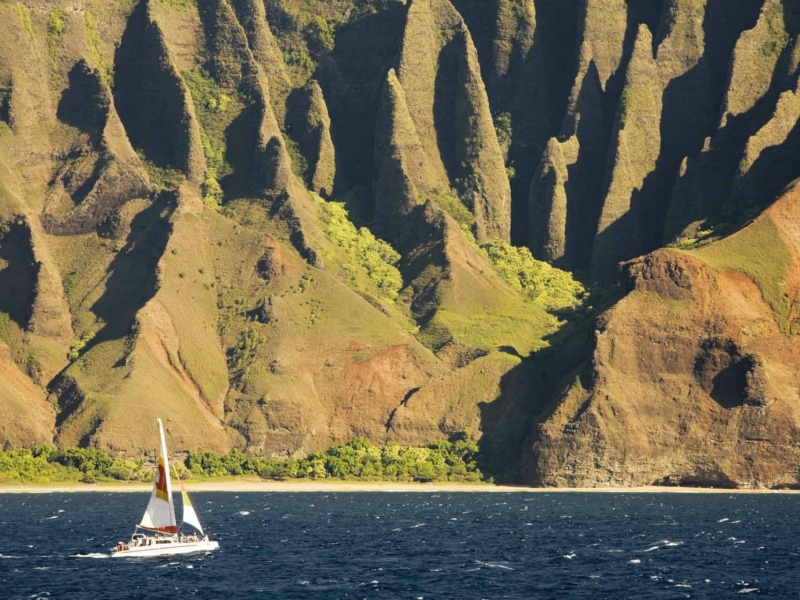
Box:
220;102;264;201
319;3;407;198
112;0;192;173
0;220;37;329
662;0;795;242
475;285;624;482
88;193;174;347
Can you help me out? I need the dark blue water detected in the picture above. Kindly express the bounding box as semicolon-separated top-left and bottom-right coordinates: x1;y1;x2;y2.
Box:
1;492;798;598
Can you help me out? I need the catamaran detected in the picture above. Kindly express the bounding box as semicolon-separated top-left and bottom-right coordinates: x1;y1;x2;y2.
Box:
110;419;219;558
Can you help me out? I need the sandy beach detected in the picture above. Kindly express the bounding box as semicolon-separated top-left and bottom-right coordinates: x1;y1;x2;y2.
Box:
1;480;799;494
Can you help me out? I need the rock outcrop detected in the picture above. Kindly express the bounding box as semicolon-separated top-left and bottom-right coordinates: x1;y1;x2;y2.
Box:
524;186;800;488
114;0;207;185
592;25;662;281
286;80;338;198
395;0;511;243
527;136;578;265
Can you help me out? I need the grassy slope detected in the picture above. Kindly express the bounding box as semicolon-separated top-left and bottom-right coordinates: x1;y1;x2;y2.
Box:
157;193;229;413
686;215;792;329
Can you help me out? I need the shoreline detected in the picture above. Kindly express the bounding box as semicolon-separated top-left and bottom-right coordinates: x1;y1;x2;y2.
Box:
1;480;799;494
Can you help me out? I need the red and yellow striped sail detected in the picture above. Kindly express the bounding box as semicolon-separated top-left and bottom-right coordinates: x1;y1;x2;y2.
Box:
138;419;177;533
155;458;169;502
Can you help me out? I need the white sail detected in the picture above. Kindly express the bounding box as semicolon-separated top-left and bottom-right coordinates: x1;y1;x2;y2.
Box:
138;419;177;533
180;487;204;536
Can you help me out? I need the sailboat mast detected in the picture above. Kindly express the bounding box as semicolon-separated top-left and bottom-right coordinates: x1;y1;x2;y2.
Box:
157;418;176;529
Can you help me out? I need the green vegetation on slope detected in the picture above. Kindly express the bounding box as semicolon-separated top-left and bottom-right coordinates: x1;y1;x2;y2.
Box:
430;187;475;237
0;445;149;484
155;0;195;9
188;434;482;482
0;312;24;355
47;10;67;51
480;239;586;311
13;3;33;36
0;436;482;484
182;68;242;208
409;188;586;353
85;11;112;85
266;0;399;85
687;215;793;331
762;0;789;57
313;192;403;300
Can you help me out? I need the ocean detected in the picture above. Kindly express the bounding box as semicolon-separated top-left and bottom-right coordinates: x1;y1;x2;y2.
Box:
0;491;797;598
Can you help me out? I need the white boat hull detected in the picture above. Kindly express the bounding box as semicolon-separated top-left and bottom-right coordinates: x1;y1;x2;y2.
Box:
111;540;219;558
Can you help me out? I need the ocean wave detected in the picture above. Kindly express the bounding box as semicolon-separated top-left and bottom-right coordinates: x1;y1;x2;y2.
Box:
475;560;515;570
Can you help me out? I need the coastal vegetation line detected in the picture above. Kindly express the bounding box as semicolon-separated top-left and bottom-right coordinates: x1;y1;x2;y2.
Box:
0;434;483;485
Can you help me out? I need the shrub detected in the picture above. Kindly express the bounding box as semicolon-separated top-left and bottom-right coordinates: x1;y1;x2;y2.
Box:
0;434;483;485
430;187;475;233
186;432;483;483
493;112;512;149
480;239;586;311
68;332;95;361
54;447;113;473
228;326;264;377
305;16;335;55
182;68;238;204
314;194;403;300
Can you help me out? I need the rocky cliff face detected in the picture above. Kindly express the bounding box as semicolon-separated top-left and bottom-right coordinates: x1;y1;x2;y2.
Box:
524;187;800;487
2;0;800;487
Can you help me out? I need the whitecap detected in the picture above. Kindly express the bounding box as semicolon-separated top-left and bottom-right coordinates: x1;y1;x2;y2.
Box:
738;589;759;594
391;528;401;532
297;581;309;586
71;553;108;559
186;565;194;569
237;511;251;516
411;523;425;528
476;560;515;570
675;584;692;588
33;567;51;571
644;545;661;552
0;554;21;559
629;559;641;564
45;516;58;520
562;552;576;560
718;518;730;523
